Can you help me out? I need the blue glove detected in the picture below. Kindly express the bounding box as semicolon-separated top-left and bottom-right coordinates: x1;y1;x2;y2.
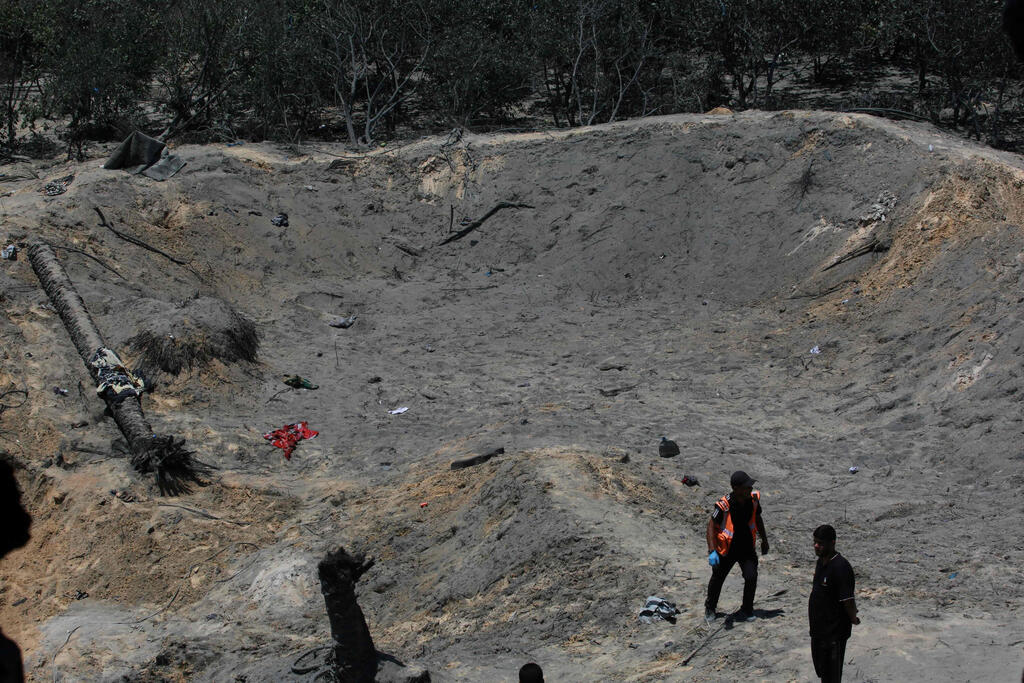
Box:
708;551;720;567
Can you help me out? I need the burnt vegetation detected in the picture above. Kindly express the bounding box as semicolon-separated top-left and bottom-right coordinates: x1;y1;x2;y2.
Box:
1;0;1022;156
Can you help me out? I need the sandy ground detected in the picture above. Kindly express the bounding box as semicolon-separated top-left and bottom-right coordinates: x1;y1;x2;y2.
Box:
2;110;1024;681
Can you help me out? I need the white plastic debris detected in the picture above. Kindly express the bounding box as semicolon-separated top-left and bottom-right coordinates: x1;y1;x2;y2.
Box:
810;345;821;355
1;244;16;260
388;407;409;415
849;466;859;474
328;315;357;329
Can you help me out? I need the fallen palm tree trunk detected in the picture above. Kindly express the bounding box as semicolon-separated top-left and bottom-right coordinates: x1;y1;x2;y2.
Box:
27;241;208;495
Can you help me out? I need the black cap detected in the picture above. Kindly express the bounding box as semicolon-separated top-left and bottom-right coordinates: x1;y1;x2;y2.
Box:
730;470;756;488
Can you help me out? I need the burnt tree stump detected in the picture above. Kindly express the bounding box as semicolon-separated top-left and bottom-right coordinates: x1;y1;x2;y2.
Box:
318;547;377;683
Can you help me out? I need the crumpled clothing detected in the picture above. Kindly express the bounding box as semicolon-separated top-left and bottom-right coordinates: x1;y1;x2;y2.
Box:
263;421;318;460
41;174;74;196
89;347;146;401
638;596;679;624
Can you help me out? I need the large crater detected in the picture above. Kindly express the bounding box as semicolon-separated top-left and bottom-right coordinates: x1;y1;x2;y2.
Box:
1;111;1022;681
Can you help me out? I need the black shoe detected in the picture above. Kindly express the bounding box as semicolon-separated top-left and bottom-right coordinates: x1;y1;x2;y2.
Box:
704;608;718;624
735;609;757;622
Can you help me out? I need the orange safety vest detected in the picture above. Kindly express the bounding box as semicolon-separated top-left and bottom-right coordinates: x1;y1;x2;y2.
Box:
713;491;760;555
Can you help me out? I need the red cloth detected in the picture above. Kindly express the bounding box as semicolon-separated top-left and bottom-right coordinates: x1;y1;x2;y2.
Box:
263;421;318;460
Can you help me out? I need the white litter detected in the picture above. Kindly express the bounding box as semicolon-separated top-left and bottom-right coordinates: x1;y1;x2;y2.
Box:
328;315;357;329
810;345;821;355
849;466;859;474
388;407;408;415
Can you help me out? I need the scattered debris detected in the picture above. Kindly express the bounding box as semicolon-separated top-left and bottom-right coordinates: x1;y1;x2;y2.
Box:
599;384;638;397
450;447;505;470
283;375;319;390
848;466;859;474
103;131;185;180
263;421;319;460
810;345;821;355
439;201;534;245
387;407;408;415
90;347;146;401
41;174;74;196
682;475;700;487
53;386;69;396
683;616;734;664
638;596;679;624
328;315;357;329
393;242;422;257
1;244;16;260
94;207;190;267
271;213;289;227
659;437;680;458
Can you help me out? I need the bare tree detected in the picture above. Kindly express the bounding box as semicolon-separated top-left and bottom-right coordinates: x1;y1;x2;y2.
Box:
155;0;255;141
314;0;430;146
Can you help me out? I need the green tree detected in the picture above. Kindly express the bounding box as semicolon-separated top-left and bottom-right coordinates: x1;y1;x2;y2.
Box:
0;0;45;151
36;0;164;158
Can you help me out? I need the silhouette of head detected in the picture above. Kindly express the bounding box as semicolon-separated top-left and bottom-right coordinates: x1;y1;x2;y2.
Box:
519;662;544;683
0;459;31;558
1005;0;1024;61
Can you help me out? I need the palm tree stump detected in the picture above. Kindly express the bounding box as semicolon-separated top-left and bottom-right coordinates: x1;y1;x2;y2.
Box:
27;241;207;494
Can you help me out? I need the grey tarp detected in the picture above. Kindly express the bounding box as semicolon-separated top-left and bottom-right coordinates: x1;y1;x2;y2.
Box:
103;131;185;180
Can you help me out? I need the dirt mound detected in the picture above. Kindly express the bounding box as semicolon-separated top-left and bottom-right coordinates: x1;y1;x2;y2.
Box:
2;111;1024;681
116;296;259;380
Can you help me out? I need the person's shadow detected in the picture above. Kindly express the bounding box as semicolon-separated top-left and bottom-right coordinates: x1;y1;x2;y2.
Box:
727;608;786;625
1;458;32;682
752;608;785;620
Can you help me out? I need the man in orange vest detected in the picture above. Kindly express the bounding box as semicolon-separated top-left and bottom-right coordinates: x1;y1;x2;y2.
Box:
704;470;769;623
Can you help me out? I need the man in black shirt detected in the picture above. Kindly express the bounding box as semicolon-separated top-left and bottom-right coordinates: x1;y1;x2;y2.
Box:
704;470;769;623
808;524;859;682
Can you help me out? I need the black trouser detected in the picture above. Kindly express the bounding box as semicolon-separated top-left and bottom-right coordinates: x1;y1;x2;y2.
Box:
704;552;757;613
810;636;848;682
